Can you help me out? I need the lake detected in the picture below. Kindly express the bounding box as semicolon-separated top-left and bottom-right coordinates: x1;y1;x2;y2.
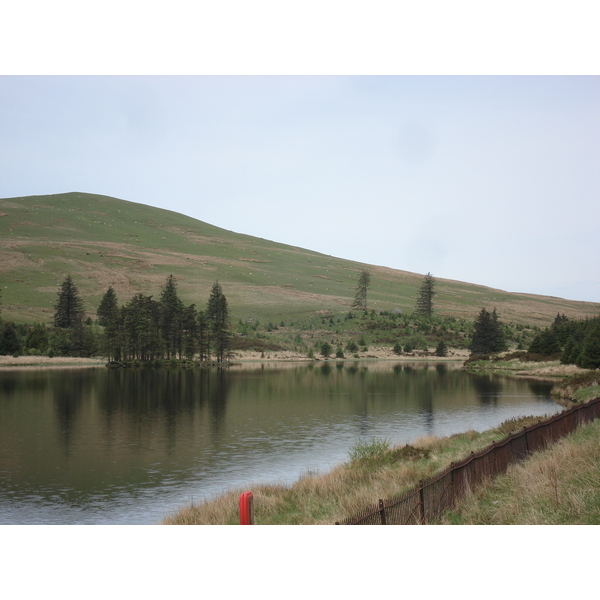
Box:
0;361;560;525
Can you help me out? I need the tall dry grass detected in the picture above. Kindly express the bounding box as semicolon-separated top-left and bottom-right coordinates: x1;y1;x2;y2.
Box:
441;418;600;525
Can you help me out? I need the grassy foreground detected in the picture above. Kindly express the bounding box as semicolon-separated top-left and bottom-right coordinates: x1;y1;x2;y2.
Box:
161;414;552;525
440;417;600;525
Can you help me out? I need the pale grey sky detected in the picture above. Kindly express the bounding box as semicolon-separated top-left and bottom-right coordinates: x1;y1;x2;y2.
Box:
1;6;599;303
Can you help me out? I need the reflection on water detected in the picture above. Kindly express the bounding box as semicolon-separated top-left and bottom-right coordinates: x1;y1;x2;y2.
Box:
0;361;559;524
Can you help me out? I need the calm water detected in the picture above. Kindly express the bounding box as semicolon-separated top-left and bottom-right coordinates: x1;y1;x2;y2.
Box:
0;361;560;525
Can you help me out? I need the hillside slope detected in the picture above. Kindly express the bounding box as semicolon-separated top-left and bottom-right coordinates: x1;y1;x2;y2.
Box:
1;192;598;325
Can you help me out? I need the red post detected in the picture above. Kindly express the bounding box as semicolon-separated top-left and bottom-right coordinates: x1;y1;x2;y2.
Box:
239;491;254;525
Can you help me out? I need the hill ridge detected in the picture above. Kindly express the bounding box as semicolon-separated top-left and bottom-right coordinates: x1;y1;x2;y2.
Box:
1;192;599;325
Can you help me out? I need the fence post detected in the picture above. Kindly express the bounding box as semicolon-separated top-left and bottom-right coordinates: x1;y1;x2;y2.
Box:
523;426;529;457
378;499;387;525
418;480;425;524
239;491;254;525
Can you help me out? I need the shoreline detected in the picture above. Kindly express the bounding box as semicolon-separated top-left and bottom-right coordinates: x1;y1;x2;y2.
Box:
0;356;106;369
0;347;471;370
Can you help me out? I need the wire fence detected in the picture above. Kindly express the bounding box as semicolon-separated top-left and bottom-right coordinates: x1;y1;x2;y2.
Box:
335;396;600;525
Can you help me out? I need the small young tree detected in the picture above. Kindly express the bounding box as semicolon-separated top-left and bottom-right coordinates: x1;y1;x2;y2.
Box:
352;270;371;312
320;341;332;358
53;275;85;329
435;340;448;357
415;272;436;318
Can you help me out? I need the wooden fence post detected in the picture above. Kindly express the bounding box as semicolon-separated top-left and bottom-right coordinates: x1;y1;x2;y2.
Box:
418;480;425;524
379;499;387;525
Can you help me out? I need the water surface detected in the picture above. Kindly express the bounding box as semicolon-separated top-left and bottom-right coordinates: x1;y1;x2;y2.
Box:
0;361;560;524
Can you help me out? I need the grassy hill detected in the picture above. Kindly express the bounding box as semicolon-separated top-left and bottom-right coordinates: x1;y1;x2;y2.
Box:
1;192;599;326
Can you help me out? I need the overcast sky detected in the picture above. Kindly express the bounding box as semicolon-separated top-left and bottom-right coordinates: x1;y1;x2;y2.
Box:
2;75;599;303
1;3;599;304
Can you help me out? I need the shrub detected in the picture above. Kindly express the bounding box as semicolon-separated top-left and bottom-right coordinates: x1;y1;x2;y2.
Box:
347;437;391;464
346;340;358;353
435;340;448;357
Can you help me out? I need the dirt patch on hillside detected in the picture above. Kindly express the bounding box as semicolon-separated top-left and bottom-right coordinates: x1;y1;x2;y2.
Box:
0;251;43;271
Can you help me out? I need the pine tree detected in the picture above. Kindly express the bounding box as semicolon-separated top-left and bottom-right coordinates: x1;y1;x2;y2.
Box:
577;319;600;369
159;275;184;359
25;323;49;353
528;328;560;355
197;310;210;363
206;281;230;363
490;308;507;352
435;340;448;357
352;270;371;312
0;322;22;355
97;286;122;361
97;286;119;327
469;307;506;355
415;272;435;317
182;304;199;360
53;275;85;329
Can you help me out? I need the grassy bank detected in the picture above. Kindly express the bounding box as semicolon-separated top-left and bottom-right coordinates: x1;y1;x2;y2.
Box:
440;417;600;525
463;353;599;407
162;414;551;525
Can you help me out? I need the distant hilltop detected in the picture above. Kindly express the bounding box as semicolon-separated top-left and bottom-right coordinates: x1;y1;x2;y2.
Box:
1;192;599;325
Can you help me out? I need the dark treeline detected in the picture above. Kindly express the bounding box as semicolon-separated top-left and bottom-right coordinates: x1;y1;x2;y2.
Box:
0;275;232;364
99;275;231;364
528;313;600;369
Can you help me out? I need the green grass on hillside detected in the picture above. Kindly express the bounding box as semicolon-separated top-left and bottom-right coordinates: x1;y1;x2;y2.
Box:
2;192;599;326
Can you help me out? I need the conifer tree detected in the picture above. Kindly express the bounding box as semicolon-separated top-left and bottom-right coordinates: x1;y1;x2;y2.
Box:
53;275;85;329
352;270;371;312
25;323;49;353
469;307;506;355
577;319;600;369
0;322;21;355
159;275;184;359
197;310;210;363
415;272;436;318
206;281;230;363
182;304;199;360
97;286;119;327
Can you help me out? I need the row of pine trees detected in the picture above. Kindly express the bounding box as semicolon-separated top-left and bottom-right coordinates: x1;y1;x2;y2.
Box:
52;274;232;363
